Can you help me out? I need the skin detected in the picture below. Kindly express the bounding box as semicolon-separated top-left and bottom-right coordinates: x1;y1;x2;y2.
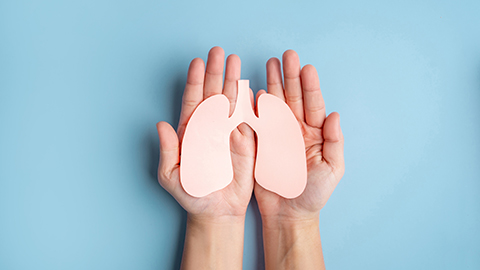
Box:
255;50;345;270
156;47;345;270
156;46;256;270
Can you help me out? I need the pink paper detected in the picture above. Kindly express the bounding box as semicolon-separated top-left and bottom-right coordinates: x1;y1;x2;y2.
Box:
180;80;307;198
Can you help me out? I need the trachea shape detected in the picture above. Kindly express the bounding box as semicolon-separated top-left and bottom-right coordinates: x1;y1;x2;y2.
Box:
180;80;307;199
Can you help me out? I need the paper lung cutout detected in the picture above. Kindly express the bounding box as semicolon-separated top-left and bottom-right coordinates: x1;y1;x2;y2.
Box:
180;80;307;199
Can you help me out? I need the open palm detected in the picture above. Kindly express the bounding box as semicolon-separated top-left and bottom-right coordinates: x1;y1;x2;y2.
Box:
254;50;345;222
156;47;255;220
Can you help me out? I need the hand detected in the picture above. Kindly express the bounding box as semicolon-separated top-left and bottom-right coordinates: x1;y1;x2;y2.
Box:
254;50;345;270
255;49;345;223
156;46;255;269
156;46;255;222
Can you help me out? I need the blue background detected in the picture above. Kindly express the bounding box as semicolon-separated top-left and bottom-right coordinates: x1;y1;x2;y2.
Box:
1;0;479;269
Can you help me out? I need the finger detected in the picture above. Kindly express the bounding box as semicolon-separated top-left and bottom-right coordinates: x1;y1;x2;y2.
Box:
230;122;255;190
266;57;285;101
236;122;255;139
223;54;241;116
157;121;180;192
282;50;304;121
322;112;345;176
256;89;266;104
204;46;225;99
301;64;326;128
177;58;205;141
255;89;266;115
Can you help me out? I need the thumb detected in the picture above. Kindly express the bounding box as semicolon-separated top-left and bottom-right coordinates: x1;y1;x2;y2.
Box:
156;121;180;191
322;112;345;176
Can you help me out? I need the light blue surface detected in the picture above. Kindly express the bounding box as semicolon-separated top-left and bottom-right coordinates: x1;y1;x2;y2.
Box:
1;0;479;269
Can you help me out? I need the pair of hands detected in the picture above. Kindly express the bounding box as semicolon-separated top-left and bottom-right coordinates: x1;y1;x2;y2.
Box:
156;46;344;269
157;46;344;224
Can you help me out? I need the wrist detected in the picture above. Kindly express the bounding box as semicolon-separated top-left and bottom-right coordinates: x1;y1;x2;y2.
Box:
188;213;246;227
261;215;324;270
185;213;246;251
261;213;320;232
181;214;245;270
262;216;320;243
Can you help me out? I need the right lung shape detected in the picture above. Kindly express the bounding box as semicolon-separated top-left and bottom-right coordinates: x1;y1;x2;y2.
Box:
180;80;307;198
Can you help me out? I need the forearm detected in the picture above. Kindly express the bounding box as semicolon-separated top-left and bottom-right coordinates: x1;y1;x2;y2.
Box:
181;214;245;270
262;217;325;270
